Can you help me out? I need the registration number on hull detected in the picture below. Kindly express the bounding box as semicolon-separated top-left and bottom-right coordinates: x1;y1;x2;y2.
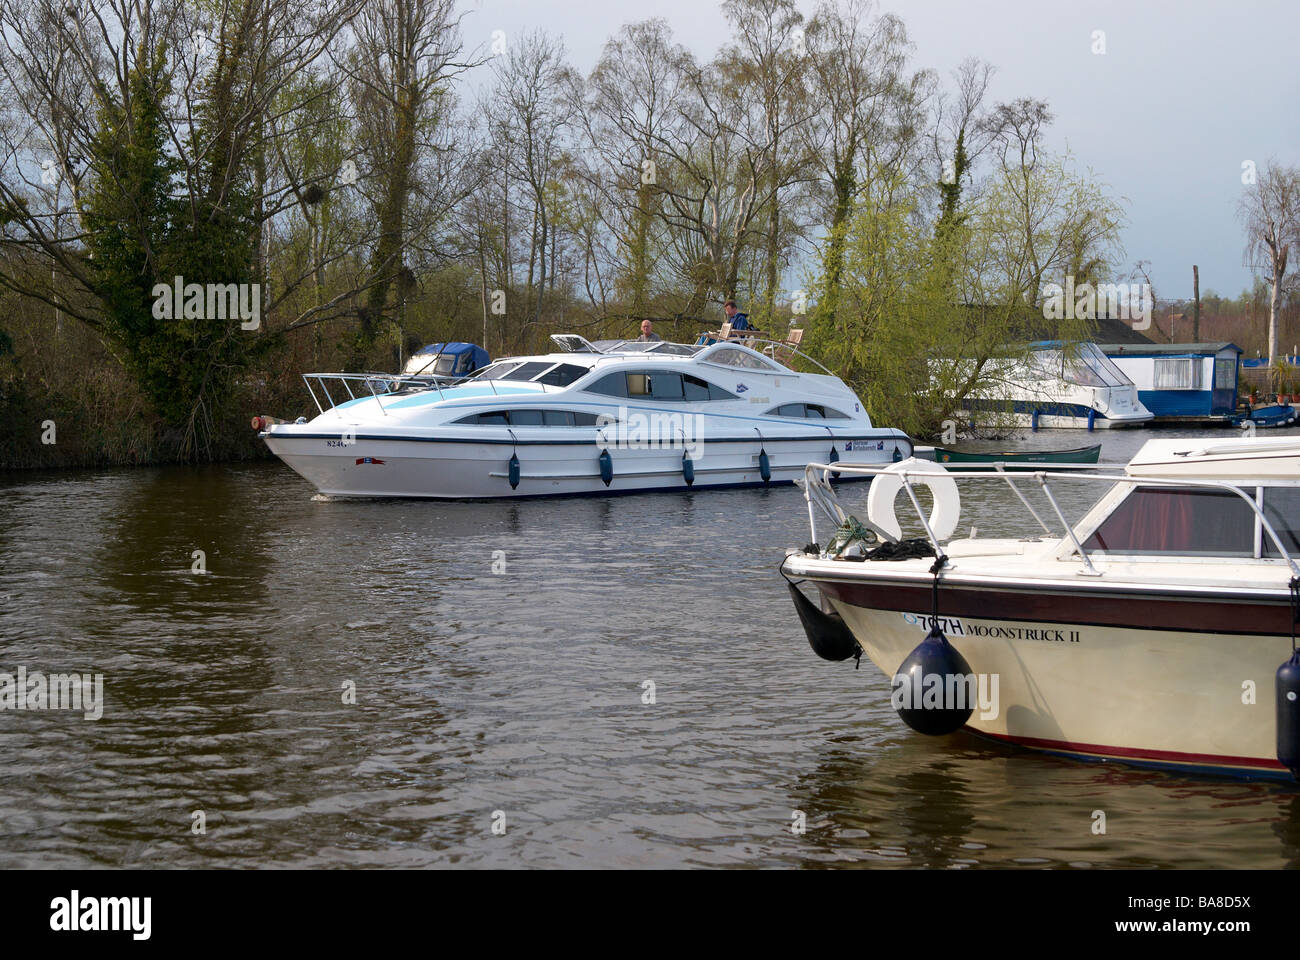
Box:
902;613;1081;643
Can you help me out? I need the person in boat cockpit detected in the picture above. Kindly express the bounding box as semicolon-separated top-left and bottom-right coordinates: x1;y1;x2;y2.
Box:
637;319;662;342
723;299;750;333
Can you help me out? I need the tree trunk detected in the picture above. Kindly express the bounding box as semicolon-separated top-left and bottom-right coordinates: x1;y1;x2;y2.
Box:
1192;264;1200;342
1270;276;1281;365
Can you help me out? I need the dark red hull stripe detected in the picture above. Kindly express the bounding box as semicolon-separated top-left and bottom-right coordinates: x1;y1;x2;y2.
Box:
974;728;1286;770
816;579;1290;636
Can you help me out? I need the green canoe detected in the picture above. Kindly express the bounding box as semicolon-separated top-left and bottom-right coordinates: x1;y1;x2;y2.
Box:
914;443;1102;470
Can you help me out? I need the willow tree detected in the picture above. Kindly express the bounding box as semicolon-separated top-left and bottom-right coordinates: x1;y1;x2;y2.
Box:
805;143;1124;437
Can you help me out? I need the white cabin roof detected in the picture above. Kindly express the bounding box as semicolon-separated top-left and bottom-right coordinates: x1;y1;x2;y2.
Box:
1127;437;1300;480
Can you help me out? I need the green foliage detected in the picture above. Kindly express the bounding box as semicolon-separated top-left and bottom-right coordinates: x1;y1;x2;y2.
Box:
78;41;258;459
805;151;1120;438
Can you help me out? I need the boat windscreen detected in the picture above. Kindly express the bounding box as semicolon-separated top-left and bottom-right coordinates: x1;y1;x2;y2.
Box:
499;361;555;381
587;340;702;356
1084;344;1132;387
466;360;522;381
422;355;456;375
1063;344;1130;387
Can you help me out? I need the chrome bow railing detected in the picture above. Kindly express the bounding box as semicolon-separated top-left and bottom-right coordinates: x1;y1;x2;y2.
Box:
798;460;1300;578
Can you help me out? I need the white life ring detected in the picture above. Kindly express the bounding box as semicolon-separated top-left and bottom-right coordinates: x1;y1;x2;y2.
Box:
866;458;961;543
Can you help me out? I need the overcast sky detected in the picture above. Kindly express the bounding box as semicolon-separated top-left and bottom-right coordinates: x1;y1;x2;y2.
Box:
467;0;1299;301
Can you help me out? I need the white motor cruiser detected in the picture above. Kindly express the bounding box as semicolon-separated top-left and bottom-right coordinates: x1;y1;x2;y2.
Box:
783;436;1300;780
956;341;1154;429
257;334;911;498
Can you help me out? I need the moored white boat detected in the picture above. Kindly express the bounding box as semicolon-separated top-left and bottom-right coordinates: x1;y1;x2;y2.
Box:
955;341;1154;429
259;334;911;498
782;436;1300;780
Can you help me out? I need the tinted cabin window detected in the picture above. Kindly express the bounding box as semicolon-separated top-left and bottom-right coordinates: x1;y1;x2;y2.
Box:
587;372;627;397
455;409;604;426
768;403;850;419
469;360;520;381
500;361;553;381
1083;487;1254;556
587;370;733;401
1262;487;1300;558
683;374;710;401
648;373;684;399
535;363;588;387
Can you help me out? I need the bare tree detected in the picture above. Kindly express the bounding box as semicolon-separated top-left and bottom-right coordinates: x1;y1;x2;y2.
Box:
345;0;478;357
486;30;573;343
569;18;689;322
1240;162;1300;364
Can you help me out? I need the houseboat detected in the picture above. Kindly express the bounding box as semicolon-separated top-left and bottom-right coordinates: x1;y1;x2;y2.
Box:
1099;342;1243;423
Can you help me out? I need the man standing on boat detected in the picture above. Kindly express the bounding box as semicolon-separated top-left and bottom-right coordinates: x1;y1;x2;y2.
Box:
723;299;750;333
637;319;662;342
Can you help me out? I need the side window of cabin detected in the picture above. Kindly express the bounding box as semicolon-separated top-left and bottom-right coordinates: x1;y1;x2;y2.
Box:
1262;488;1300;558
587;372;628;397
535;363;589;387
587;370;734;401
683;374;710;401
647;373;685;400
1082;486;1254;557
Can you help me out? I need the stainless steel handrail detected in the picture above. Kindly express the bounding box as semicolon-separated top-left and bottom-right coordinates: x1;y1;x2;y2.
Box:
799;460;1300;578
300;372;454;416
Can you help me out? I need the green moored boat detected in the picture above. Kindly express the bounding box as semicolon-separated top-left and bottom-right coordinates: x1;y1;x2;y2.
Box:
914;443;1102;471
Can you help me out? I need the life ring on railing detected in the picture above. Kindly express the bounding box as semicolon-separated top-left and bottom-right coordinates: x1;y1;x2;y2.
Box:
866;458;961;543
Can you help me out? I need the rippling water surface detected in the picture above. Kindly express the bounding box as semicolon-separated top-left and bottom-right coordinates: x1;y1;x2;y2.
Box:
2;427;1299;868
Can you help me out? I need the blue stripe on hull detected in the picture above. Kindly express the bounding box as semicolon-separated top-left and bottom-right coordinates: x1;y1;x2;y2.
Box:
311;473;873;502
962;398;1100;419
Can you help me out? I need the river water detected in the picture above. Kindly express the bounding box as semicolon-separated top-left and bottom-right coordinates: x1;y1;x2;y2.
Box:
2;426;1299;868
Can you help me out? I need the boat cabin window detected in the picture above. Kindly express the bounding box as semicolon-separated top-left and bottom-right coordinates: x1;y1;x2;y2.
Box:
454;409;604;426
467;360;522;381
422;355;456;375
1083;486;1255;557
766;403;850;419
499;361;554;381
586;371;736;401
1261;487;1300;558
534;363;589;387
